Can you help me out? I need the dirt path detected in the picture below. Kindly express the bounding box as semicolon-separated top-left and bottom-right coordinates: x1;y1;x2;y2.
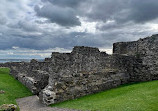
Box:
16;96;79;111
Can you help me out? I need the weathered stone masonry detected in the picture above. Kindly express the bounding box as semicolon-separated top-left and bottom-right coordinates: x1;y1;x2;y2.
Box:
1;34;158;105
113;34;158;81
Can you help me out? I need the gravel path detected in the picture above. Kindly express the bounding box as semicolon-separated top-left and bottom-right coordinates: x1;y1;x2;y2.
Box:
16;96;80;111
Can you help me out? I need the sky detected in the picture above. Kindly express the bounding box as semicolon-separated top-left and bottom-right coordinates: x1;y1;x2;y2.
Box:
0;0;158;59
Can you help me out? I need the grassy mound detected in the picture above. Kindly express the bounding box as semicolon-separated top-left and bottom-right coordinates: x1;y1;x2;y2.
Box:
0;68;32;106
51;80;158;111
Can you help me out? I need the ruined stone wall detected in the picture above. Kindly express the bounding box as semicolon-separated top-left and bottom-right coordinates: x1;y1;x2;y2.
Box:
137;35;158;81
113;41;138;55
39;50;135;105
1;61;50;94
39;52;147;105
1;34;158;105
3;46;136;105
113;34;158;81
113;34;158;56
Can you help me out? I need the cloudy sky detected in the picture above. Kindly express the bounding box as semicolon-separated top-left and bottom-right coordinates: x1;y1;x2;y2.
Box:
0;0;158;59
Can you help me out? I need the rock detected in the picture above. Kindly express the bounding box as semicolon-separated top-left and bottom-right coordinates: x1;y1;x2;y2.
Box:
0;90;5;94
0;104;17;111
39;88;56;105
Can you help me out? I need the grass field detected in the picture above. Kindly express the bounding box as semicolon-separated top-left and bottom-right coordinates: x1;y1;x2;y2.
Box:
0;68;32;106
51;81;158;111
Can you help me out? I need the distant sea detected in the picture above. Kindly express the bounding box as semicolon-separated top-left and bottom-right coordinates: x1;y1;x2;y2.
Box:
0;59;44;63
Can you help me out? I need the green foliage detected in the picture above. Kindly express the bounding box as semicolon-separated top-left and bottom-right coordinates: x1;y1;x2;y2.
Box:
151;36;157;42
135;52;141;58
0;68;32;106
51;81;158;111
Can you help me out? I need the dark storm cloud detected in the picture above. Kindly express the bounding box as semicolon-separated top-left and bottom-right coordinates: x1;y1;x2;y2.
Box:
34;4;81;27
42;0;84;8
8;21;40;32
17;21;40;32
85;0;127;22
1;0;158;55
87;0;158;24
0;30;121;50
127;0;158;23
35;0;158;27
0;16;7;25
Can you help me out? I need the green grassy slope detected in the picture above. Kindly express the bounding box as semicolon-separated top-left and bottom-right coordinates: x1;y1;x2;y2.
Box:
51;81;158;111
0;68;32;105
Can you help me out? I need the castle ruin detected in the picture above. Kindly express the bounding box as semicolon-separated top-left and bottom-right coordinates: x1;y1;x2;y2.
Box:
1;34;158;105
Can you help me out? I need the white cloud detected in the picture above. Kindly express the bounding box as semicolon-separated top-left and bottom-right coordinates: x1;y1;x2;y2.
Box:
12;46;19;50
72;17;97;33
99;47;113;54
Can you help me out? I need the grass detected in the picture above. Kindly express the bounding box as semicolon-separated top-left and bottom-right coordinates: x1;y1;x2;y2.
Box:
0;68;32;106
51;81;158;111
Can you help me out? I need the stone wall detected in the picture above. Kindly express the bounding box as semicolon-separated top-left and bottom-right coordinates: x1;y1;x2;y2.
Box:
7;47;141;105
39;50;135;105
113;34;158;81
113;41;138;55
1;34;158;105
0;61;49;94
113;34;158;56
